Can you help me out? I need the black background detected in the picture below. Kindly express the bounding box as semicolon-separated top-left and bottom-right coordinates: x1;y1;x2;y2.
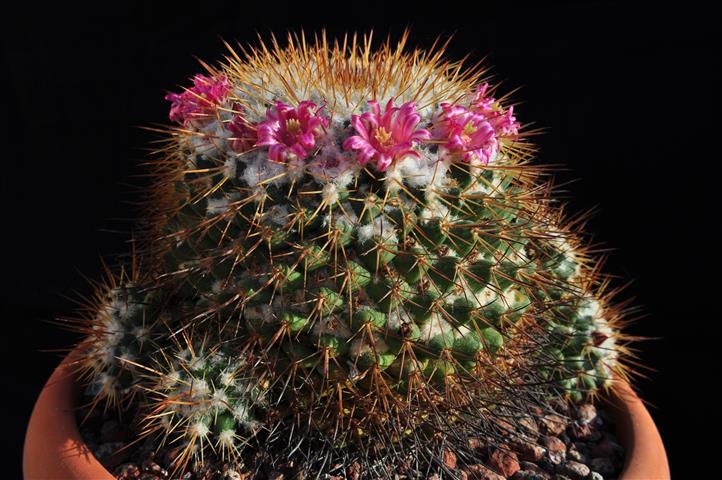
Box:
2;2;716;477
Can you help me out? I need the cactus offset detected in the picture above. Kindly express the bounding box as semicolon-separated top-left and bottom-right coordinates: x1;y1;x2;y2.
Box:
68;31;631;476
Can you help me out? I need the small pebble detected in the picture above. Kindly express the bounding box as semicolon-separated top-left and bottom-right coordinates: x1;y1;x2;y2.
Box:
495;418;517;437
114;463;141;480
549;398;571;415
590;457;616;477
540;414;567;436
575;404;598;425
511;470;551;480
468;437;487;451
542;436;567;465
518;416;540;440
346;461;361;480
566;443;587;463
142;460;167;476
139;474;162;480
223;470;242;480
511;438;546;462
489;446;521;477
518;462;548;474
537;457;556;473
463;464;505;480
443;448;458;469
571;441;590;458
557;461;591;480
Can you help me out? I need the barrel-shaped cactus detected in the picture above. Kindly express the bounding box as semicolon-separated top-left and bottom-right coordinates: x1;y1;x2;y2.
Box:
71;32;629;476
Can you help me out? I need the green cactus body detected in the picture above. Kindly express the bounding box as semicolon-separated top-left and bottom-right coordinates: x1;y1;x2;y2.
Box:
72;33;628;475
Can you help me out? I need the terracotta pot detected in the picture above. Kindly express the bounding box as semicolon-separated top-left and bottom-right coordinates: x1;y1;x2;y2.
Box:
23;350;113;480
601;377;671;479
24;351;670;479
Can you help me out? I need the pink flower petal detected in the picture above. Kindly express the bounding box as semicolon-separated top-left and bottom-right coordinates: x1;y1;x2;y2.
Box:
255;100;328;162
344;99;429;172
165;74;229;125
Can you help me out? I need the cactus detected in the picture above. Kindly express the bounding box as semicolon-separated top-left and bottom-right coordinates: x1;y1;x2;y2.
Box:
68;31;631;476
67;262;161;414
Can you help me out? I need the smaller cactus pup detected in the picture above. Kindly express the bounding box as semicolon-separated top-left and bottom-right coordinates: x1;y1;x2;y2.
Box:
70;31;632;478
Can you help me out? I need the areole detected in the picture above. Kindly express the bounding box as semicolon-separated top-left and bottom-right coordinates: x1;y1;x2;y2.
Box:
23;349;670;480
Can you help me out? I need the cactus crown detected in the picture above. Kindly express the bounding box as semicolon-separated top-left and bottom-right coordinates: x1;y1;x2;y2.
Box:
69;31;630;477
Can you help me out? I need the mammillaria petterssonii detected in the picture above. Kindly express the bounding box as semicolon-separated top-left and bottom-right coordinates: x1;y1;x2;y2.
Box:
70;31;630;477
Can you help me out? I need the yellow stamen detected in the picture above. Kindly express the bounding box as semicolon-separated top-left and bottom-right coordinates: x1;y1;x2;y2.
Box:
374;127;393;147
286;118;301;134
461;121;476;143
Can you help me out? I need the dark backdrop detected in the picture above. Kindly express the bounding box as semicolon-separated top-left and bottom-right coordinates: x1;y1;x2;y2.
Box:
2;2;716;477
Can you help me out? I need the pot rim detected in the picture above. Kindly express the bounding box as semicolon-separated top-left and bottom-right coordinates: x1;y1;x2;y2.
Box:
23;349;114;479
24;350;669;479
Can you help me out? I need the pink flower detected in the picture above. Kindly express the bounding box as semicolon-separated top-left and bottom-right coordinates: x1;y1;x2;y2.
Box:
165;74;230;125
255;101;328;162
491;106;520;138
227;105;257;153
434;104;498;164
433;83;521;164
469;82;520;139
343;99;431;172
469;82;497;115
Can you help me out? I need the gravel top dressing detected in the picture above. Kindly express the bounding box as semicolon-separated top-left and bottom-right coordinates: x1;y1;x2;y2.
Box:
80;398;624;480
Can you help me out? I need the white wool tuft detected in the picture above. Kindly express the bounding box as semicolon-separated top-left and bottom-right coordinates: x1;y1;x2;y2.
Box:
322;182;339;204
187;355;206;372
286;156;306;182
477;286;499;305
210;388;229;410
333;164;358;188
187;133;219;156
420;192;450;219
386;309;411;330
357;216;397;244
191;379;210;399
578;296;601;320
499;286;527;309
383;162;405;192
349;336;390;357
233;402;253;424
223;157;238;178
89;373;117;396
211;280;224;294
397;151;451;188
131;325;150;341
190;421;210;438
217;429;236;447
418;314;454;342
244;303;275;323
349;339;370;357
312;316;352;339
206;197;230;216
264;204;289;226
242;156;288;190
219;369;236;387
160;370;181;389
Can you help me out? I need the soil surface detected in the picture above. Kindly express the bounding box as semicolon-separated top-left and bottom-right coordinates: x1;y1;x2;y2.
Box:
79;399;624;480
